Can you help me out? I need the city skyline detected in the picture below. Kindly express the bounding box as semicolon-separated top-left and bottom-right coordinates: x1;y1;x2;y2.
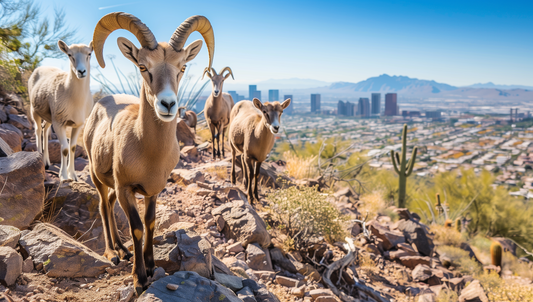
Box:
38;0;532;88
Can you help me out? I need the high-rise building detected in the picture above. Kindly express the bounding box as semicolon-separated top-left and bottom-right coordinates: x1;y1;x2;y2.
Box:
384;93;397;116
358;98;370;117
426;111;441;119
311;94;321;113
283;94;293;114
337;101;345;115
346;101;355;116
249;85;257;100
371;93;381;115
228;91;238;102
268;90;279;102
253;90;261;100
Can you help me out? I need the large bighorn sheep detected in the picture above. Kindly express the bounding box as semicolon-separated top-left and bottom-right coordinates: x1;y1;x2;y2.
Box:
229;98;291;203
28;41;93;181
178;107;197;133
203;67;234;159
83;12;214;294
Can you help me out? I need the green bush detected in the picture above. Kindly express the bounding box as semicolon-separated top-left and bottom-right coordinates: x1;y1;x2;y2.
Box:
266;185;347;245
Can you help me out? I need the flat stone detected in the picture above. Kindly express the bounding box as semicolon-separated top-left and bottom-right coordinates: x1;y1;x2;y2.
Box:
315;296;337;302
369;220;405;250
214;271;243;291
275;276;302;287
458;280;488;302
138;271;241;302
166;283;179;290
309;289;334;299
19;223;112;278
398;256;432;269
227;242;244;253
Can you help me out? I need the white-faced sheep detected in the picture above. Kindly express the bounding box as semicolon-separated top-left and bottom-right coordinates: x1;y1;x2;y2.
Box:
203;67;234;159
28;41;93;182
229;97;291;203
83;12;214;294
178;107;197;133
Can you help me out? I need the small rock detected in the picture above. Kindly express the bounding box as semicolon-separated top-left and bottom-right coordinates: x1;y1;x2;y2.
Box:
227;242;244;253
22;256;34;273
152;267;166;281
119;285;134;302
315;296;337;302
166;283;179;291
246;243;272;271
309;289;334;299
458;280;488;302
0;225;21;248
291;285;306;297
275;276;302;288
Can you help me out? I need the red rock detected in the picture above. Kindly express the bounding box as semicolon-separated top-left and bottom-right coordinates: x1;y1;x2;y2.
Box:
368;220;405;250
398;256;431;269
309;289;334;299
275;276;302;287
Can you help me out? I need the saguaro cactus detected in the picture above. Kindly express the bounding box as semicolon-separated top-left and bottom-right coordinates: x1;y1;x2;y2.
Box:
391;124;418;208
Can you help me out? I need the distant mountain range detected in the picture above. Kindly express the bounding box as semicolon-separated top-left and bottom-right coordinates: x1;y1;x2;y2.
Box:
329;74;457;93
467;82;533;90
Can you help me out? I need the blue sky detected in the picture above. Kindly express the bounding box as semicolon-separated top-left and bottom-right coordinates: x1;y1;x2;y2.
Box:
41;0;533;87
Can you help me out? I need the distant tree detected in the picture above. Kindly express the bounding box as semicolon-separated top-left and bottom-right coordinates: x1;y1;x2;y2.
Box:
0;0;76;71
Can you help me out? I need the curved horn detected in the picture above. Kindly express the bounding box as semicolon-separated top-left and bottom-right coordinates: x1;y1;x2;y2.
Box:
93;12;157;68
220;67;234;80
169;15;215;70
210;67;218;76
202;67;212;80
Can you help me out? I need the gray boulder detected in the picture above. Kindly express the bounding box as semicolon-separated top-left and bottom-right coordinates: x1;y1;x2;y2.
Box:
137;271;241;302
0;151;45;229
44;181;129;253
19;223;112;278
396;219;434;256
0;246;22;286
212;199;270;248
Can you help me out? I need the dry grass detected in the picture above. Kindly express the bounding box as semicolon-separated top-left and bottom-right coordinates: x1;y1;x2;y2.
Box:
430;224;463;247
359;252;377;273
197;128;212;143
503;251;533;280
475;271;533;301
358;191;392;220
436;289;459;302
283;151;317;179
206;165;228;180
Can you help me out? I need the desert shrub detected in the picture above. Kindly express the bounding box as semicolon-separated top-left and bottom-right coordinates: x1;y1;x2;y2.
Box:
437;245;482;275
503;251;533;280
266;185;347;245
477;273;533;301
283;151;317;179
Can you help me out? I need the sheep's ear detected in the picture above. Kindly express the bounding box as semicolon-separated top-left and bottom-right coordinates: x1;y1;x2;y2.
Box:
281;98;291;110
88;41;93;53
58;40;69;54
117;37;140;66
253;98;262;111
183;40;203;63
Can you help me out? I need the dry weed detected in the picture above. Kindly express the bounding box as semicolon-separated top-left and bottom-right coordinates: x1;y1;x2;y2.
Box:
283;151;316;179
430;224;463;247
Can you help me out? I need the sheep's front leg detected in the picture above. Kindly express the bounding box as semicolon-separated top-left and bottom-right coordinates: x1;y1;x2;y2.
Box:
117;186;147;295
209;122;217;159
53;123;70;182
33;114;42;154
244;155;255;204
67;126;83;181
143;196;157;278
42;123;52;169
231;144;237;184
254;161;262;202
108;189;133;260
92;171;119;264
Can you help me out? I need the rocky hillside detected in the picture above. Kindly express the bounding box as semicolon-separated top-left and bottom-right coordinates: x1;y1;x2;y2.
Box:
1;93;532;302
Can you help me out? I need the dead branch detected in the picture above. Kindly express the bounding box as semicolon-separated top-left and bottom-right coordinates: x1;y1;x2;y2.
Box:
323;237;388;302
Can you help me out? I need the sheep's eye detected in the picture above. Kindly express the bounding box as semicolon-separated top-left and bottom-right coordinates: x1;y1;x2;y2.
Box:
139;65;147;72
181;65;186;73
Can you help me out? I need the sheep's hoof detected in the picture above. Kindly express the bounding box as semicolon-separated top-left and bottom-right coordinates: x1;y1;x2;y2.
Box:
45;164;49;170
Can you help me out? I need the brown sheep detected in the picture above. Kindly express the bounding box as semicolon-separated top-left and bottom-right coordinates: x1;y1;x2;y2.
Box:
178;106;198;133
229;98;291;203
83;13;214;294
203;67;234;159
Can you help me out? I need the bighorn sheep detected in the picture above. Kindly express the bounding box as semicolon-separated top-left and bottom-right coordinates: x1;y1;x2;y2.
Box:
229;98;291;203
83;12;214;294
203;67;234;159
28;41;93;181
178;106;197;133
